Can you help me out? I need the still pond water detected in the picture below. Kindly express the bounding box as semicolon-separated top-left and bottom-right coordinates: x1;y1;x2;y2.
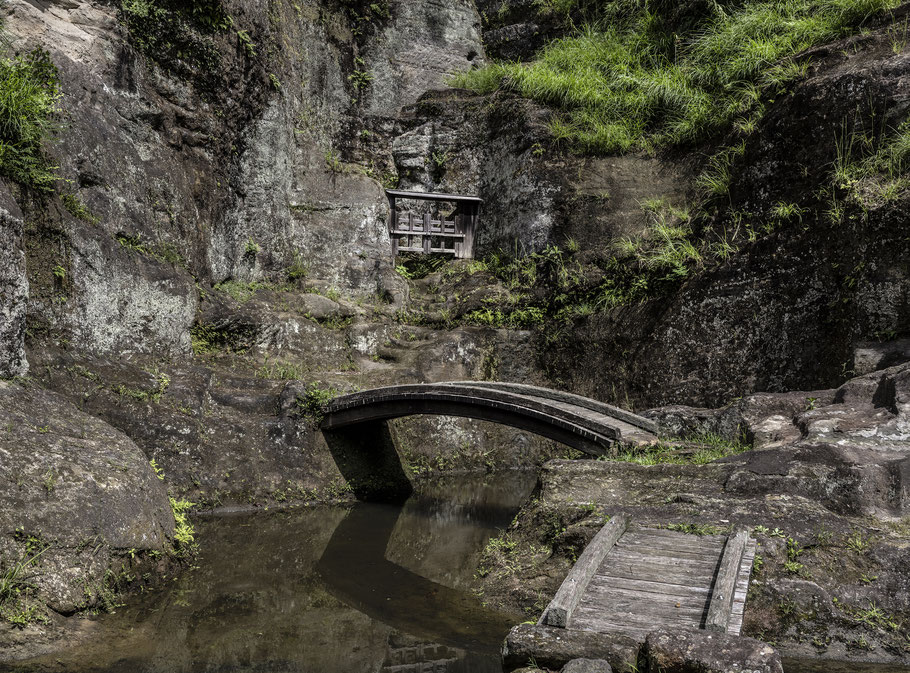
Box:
26;472;537;673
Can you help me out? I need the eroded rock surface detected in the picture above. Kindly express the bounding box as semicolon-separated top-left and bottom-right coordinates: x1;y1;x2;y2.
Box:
0;186;27;378
0;381;173;621
644;629;783;673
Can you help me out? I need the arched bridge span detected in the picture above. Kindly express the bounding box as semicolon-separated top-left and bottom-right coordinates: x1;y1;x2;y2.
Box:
321;382;657;456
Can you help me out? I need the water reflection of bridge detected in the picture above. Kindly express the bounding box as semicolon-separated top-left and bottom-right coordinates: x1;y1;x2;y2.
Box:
380;632;460;673
316;499;519;660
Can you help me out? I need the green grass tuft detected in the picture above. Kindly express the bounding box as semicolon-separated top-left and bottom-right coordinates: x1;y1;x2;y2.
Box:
0;47;61;189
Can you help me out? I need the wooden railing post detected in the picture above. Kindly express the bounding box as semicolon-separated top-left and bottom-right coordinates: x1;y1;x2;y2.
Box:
423;213;432;254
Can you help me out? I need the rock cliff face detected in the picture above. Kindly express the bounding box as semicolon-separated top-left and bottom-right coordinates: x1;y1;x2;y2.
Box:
538;16;910;408
2;0;484;360
0;0;517;649
392;90;690;256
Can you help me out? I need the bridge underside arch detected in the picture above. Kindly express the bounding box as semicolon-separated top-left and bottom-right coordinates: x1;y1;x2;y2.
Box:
322;397;612;457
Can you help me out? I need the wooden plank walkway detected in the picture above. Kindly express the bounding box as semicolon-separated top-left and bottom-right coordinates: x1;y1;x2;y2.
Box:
541;515;756;640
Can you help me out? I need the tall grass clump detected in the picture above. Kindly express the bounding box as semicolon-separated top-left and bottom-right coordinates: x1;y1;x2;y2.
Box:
452;0;899;153
0;46;61;190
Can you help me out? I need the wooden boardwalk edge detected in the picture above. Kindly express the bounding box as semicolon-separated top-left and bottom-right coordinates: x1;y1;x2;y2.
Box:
705;526;750;633
539;513;630;628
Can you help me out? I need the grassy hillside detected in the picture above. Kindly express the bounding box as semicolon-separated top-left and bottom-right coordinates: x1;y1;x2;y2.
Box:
455;0;899;152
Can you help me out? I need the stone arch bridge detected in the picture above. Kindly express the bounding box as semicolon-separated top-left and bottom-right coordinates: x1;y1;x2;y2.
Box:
319;382;657;501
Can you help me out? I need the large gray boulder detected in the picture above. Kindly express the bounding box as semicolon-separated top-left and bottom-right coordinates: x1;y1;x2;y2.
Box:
0;381;174;615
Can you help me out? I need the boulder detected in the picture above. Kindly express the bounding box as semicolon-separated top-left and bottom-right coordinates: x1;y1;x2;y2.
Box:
0;381;174;614
643;629;783;673
502;624;640;673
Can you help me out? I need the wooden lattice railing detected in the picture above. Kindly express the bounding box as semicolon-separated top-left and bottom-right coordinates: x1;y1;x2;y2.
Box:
386;190;482;259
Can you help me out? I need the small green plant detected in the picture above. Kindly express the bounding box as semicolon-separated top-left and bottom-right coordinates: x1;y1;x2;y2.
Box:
51;265;66;281
150;459;165;480
0;544;51;626
771;201;806;221
243;237;260;260
62;192;99;224
603;431;749;466
845;530;870;553
296;382;339;427
348;57;373;91
42;471;57;493
850;601;900;631
783;560;804;574
285;252;309;283
257;357;303;380
431;149;451;169
754;525;786;538
236;29;257;57
169;496;196;556
214;279;270;303
325;149;343;173
268;72;281;91
889;17;908;54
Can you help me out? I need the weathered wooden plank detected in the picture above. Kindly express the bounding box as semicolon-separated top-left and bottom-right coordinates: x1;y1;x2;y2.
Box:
705;527;750;633
726;539;757;636
567;617;651;638
595;569;715;589
602;549;723;568
385;189;482;203
585;575;711;598
618;531;725;545
578;593;709;620
571;607;700;631
598;558;719;580
583;585;710;606
392;230;465;239
576;604;704;622
615;538;726;556
617;534;726;551
581;583;711;606
540;513;629;628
